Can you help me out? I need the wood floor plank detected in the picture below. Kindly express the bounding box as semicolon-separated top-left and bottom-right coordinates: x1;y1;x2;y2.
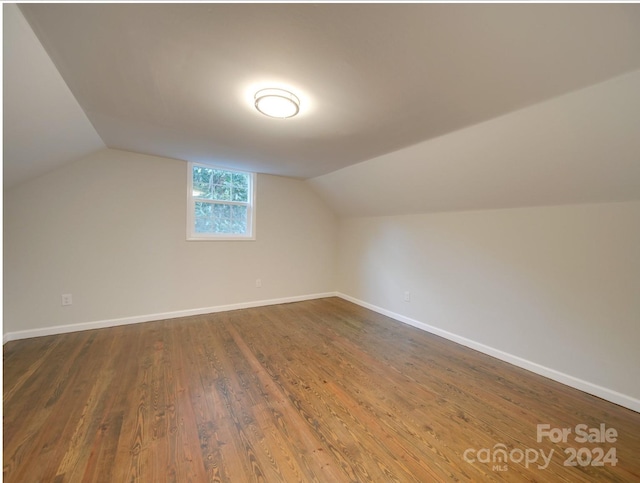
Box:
4;297;640;482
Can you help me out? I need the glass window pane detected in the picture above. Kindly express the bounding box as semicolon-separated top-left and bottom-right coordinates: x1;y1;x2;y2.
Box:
212;184;231;201
193;167;243;201
232;172;248;189
194;202;226;234
213;203;231;233
232;186;248;202
194;201;215;233
231;205;248;234
231;173;249;202
212;170;232;201
190;164;253;238
213;203;231;218
192;166;213;199
211;170;230;186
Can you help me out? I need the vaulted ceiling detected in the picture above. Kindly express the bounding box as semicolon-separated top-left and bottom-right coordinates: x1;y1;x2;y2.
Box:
7;3;640;191
4;3;640;214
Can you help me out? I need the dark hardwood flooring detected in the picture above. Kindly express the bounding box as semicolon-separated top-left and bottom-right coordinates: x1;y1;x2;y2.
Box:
4;297;640;482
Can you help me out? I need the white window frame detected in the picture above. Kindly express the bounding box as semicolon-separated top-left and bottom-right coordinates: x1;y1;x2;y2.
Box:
187;162;256;241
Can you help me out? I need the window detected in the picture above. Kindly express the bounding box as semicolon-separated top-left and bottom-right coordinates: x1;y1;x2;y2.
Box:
187;162;255;240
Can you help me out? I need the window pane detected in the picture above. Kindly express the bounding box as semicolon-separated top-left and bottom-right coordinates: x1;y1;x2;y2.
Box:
192;167;244;201
232;172;248;188
194;202;247;235
189;163;253;239
192;166;213;198
232;186;248;202
213;203;230;221
231;205;248;234
212;183;231;201
231;172;249;202
195;202;227;234
211;170;231;201
194;201;215;233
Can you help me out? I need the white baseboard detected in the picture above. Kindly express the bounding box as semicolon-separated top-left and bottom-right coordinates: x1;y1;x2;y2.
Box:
337;293;640;414
2;292;338;345
5;291;638;413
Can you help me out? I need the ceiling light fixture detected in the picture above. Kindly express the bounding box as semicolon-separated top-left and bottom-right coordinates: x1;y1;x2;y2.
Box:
254;88;300;119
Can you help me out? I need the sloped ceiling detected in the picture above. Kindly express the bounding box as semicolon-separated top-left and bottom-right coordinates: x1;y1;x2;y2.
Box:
14;3;640;184
3;4;105;189
309;70;640;217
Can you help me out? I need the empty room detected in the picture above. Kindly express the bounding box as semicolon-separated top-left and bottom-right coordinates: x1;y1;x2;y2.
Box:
3;3;640;482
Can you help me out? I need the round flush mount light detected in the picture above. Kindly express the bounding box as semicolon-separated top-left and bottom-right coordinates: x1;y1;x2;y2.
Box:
254;88;300;119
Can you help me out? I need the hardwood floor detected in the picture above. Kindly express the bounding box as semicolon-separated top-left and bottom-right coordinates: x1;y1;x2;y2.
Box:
4;297;640;482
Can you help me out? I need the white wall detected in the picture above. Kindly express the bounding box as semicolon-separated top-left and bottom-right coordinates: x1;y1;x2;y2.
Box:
3;149;337;335
337;202;640;405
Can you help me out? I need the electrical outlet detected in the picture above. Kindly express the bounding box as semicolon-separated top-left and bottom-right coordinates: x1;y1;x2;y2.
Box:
403;291;411;302
256;278;262;288
61;293;73;306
